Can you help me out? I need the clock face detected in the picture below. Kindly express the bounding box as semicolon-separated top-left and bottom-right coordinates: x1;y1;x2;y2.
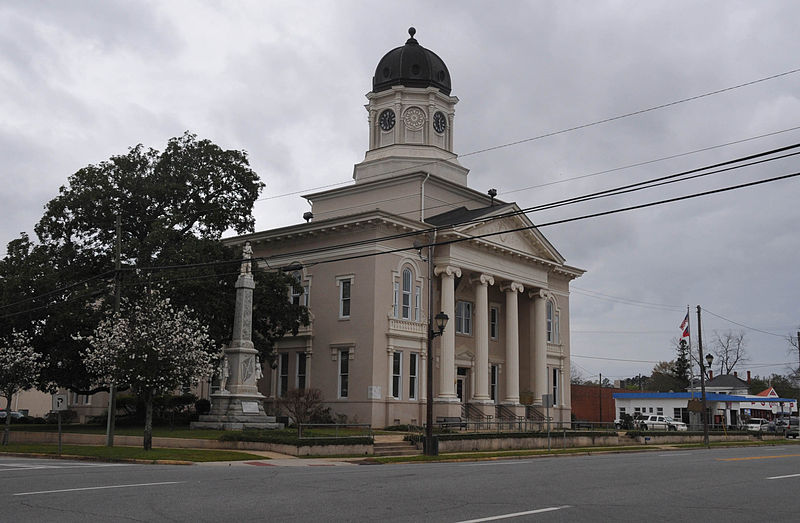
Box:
433;111;447;133
379;109;395;131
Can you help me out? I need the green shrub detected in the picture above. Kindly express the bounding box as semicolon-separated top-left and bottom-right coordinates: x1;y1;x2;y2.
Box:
219;429;373;447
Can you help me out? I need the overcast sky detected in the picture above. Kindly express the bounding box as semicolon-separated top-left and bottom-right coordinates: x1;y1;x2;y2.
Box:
2;1;799;384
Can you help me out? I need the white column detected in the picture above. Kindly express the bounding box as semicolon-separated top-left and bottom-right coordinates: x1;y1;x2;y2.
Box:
471;274;494;402
501;282;524;405
434;265;460;400
533;290;549;405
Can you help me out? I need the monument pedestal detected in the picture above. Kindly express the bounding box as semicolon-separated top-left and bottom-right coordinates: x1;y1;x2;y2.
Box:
192;393;281;430
191;245;281;431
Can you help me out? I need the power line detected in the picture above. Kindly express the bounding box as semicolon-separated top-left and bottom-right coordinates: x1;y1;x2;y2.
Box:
252;143;800;265
702;308;787;338
256;68;800;203
0;269;116;311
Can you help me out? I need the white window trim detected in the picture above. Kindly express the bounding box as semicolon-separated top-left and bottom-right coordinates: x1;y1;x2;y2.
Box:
278;352;289;397
296;352;307;389
392;351;402;400
336;275;354;319
409;353;418;400
401;268;412;320
489;305;500;340
390;261;424;322
456;300;473;335
338;348;351;399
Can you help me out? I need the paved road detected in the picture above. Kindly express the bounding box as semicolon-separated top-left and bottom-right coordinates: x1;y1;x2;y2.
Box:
3;445;800;522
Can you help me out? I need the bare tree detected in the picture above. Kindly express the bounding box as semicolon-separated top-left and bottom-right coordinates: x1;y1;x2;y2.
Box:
281;388;325;425
570;363;585;385
711;330;749;375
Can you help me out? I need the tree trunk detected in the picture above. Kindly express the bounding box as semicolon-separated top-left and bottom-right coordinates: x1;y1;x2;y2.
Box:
3;394;12;446
143;390;153;451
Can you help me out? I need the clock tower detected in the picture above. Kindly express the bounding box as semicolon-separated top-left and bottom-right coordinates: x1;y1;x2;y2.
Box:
354;28;468;186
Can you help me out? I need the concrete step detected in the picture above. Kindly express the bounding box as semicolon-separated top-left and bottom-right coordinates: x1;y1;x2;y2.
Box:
373;441;421;456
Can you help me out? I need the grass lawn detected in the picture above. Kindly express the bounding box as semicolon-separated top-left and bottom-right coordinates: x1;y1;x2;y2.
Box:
0;443;267;462
8;424;225;440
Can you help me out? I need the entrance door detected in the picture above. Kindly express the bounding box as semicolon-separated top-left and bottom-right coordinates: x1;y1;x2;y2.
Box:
456;367;468;403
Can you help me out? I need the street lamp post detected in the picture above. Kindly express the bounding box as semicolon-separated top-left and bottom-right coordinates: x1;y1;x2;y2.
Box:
697;305;713;449
425;311;449;456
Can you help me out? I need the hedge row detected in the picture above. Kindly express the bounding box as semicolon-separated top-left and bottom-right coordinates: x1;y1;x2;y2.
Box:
625;430;750;437
405;431;613;443
219;430;373;447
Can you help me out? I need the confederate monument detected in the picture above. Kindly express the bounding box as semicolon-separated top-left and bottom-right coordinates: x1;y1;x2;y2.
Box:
192;242;279;429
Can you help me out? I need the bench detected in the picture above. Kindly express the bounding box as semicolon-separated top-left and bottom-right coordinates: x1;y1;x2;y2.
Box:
436;416;466;429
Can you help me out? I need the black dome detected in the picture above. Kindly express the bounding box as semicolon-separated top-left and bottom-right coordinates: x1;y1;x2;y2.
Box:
372;27;452;95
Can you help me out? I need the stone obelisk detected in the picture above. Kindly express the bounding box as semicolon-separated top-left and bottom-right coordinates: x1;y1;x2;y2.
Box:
192;242;279;430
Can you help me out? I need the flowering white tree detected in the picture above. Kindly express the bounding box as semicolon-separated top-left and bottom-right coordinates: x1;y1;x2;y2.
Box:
82;291;218;450
0;330;44;445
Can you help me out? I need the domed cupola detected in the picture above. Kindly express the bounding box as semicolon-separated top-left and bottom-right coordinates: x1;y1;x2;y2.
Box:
356;27;467;187
373;27;452;95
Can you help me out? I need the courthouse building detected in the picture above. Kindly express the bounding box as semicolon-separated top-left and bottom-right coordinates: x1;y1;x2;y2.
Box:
230;29;584;427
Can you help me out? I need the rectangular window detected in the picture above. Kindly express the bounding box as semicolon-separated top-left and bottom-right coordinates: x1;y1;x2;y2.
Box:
657;407;663;415
546;301;553;342
339;278;352;318
490;364;498;402
552;368;559;406
489;307;499;339
409;353;418;400
338;349;349;398
635;407;641;413
455;301;472;335
392;352;402;399
392;281;399;317
674;408;681;419
414;286;421;322
279;353;289;397
649;407;653;413
620;407;626;415
296;352;307;389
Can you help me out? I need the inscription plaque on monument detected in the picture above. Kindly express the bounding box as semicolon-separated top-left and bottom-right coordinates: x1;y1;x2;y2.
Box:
241;401;260;414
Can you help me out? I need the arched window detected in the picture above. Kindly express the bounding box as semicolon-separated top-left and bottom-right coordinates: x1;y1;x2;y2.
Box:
402;268;412;319
289;271;308;307
546;299;560;344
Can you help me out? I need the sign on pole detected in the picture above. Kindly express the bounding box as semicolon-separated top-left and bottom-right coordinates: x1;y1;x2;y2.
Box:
52;394;68;411
52;394;67;455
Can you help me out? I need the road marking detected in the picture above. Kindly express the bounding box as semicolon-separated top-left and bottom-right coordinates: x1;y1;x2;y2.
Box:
14;481;184;496
718;454;800;462
0;463;129;471
454;506;571;522
462;461;530;467
767;473;800;480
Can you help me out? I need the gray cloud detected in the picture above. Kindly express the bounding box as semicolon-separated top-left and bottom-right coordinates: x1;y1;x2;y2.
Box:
2;0;798;381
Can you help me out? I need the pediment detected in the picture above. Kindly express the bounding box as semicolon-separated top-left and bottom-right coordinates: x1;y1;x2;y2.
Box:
457;211;565;264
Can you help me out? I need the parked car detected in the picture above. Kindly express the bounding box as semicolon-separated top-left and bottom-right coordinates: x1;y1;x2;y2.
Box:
746;418;769;432
785;419;799;439
637;415;687;431
0;410;23;420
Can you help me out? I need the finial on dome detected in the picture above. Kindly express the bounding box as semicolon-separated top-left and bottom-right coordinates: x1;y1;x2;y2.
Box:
406;27;418;44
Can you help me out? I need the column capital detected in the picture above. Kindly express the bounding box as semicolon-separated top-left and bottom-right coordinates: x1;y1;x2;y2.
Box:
470;273;495;286
529;288;552;300
500;281;524;293
434;265;462;278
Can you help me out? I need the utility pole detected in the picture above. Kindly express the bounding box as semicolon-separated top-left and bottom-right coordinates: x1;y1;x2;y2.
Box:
106;214;121;447
697;305;710;449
